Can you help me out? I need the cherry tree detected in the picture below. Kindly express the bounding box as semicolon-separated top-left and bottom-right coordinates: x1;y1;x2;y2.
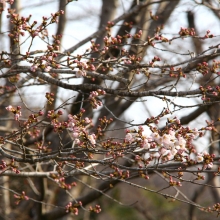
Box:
0;0;220;219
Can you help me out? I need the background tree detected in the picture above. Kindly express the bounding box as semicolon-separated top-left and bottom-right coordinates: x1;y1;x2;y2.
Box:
0;0;220;220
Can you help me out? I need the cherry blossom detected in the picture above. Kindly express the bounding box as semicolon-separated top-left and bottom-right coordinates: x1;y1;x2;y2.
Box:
88;134;96;145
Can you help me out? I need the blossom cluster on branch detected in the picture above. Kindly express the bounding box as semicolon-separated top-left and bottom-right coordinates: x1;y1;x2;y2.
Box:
0;1;220;219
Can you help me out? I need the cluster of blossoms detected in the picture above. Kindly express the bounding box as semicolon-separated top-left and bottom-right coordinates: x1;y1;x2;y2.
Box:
5;105;44;140
179;27;196;37
199;85;220;102
14;191;29;205
67;111;96;145
203;30;214;39
46;109;94;142
169;176;182;187
89;204;101;213
7;5;64;44
7;9;32;43
67;56;96;78
104;29;142;45
47;109;66;132
105;21;114;32
49;162;78;191
54;176;76;190
35;141;51;153
0;159;20;174
90;40;101;52
196;151;214;169
124;54;142;65
27;127;41;139
6;8;63;72
75;60;89;78
0;84;16;94
210;60;220;74
89;90;106;109
201;203;220;215
23;110;43;128
65;201;82;215
149;56;161;67
9;159;20;173
30;34;62;72
169;66;186;78
152;25;169;43
5;105;22;121
30;53;60;72
0;160;7;168
102;27;142;59
45;92;54;104
125;123;203;165
109;166;130;179
196;61;210;75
